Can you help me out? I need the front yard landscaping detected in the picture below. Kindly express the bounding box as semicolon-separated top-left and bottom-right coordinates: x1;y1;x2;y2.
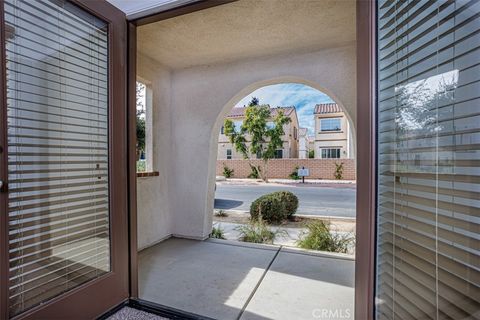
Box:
211;191;356;255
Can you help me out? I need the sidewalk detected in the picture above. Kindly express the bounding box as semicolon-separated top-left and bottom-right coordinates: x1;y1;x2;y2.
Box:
216;177;356;186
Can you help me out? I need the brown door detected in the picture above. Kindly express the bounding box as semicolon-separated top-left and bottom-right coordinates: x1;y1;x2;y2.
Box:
0;0;129;319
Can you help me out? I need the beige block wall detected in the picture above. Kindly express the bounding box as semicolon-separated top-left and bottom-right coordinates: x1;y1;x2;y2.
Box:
217;159;356;180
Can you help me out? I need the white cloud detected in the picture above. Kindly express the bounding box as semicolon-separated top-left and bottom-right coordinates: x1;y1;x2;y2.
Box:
235;83;334;134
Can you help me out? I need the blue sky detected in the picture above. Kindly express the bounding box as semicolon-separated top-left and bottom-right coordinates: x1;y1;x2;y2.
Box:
235;83;334;135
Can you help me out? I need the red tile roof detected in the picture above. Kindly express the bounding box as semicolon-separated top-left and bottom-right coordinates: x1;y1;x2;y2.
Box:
227;106;295;118
314;103;343;114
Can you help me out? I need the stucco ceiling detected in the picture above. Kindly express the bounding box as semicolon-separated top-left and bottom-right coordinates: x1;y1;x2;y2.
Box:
137;0;356;69
107;0;197;19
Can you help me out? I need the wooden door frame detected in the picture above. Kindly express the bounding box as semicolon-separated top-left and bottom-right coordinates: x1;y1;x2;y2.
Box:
355;1;376;319
0;0;377;314
0;1;9;318
0;1;130;319
127;4;377;319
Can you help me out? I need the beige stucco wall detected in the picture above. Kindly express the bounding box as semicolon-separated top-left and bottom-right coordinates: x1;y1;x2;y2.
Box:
137;44;356;241
136;53;173;249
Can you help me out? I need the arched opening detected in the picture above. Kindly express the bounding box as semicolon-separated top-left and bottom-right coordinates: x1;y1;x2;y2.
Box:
210;79;357;230
205;78;357;223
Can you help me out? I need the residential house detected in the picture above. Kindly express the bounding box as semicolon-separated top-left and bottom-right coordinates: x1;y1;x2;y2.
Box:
313;103;352;159
218;106;300;159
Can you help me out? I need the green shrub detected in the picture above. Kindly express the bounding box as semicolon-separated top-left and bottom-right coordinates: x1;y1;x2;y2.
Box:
289;166;300;180
248;164;260;179
223;164;234;178
210;226;226;239
236;219;286;244
250;193;287;224
271;191;299;218
334;162;344;180
297;221;354;253
250;191;298;223
214;210;228;217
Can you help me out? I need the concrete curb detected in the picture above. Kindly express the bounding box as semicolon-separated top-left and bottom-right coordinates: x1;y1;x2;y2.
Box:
207;238;355;260
214;209;356;222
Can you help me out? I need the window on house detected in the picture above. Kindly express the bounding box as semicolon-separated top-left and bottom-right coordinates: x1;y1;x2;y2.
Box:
275;150;283;159
321;148;340;159
226;149;232;159
136;80;153;173
294;127;297;140
266;121;275;129
320;118;341;131
136;82;147;172
234;121;243;133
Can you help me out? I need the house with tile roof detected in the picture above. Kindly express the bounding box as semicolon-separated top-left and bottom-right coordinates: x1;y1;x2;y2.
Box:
313;103;352;159
218;106;300;159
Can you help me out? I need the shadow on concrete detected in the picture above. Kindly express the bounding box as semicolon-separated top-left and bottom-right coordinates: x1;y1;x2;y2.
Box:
214;198;244;209
139;238;354;320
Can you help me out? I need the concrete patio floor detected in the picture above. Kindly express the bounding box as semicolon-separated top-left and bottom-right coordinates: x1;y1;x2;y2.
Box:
138;238;354;320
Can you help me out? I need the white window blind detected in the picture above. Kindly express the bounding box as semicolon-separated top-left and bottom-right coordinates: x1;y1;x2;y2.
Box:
5;0;110;316
376;1;480;319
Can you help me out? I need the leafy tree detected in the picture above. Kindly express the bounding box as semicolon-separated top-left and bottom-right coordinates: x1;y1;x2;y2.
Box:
334;162;344;180
224;104;291;182
248;96;259;106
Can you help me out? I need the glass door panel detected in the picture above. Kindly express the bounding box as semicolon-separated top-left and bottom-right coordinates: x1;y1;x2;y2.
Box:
376;1;480;319
1;0;128;318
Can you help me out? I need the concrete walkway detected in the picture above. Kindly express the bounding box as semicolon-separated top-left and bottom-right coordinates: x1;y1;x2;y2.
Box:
139;238;354;320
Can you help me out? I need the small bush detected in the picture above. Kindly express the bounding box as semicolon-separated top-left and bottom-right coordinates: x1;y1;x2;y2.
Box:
272;191;298;218
250;193;287;224
297;221;354;253
214;210;228;217
248;164;260;179
250;191;298;223
223;164;234;178
236;219;286;244
210;226;226;239
334;162;344;180
289;166;300;180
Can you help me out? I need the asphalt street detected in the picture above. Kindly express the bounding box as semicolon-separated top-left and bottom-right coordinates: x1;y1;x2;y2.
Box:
214;183;356;218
